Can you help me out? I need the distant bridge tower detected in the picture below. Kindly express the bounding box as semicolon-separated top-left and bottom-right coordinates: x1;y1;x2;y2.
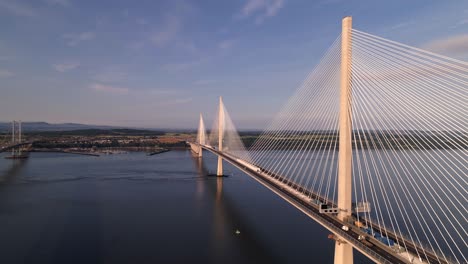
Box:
335;16;353;264
11;120;16;145
7;120;28;159
11;120;22;148
197;113;206;157
217;96;224;176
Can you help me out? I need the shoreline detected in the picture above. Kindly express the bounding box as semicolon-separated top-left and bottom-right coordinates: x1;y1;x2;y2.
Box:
28;146;188;156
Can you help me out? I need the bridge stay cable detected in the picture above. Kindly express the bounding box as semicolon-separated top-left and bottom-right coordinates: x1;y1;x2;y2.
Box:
247;24;467;264
195;18;467;264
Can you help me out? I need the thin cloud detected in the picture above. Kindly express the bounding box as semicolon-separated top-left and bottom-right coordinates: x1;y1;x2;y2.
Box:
389;20;414;30
455;18;468;27
218;39;235;50
315;0;341;6
148;89;179;95
151;15;181;47
242;0;266;16
90;83;129;95
128;41;145;51
193;79;216;85
136;18;149;25
44;0;71;6
423;34;468;56
93;68;128;83
0;69;13;77
162;97;193;106
238;0;284;24
53;62;79;72
0;0;37;17
176;41;198;54
163;57;208;72
62;32;95;46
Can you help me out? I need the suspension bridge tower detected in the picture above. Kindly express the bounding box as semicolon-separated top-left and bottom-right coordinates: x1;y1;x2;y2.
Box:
6;120;29;159
335;16;353;264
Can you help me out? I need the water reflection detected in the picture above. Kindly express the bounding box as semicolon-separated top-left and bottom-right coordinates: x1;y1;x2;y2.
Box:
191;153;280;264
0;158;28;185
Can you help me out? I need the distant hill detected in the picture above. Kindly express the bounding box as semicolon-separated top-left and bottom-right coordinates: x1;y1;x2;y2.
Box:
0;122;119;132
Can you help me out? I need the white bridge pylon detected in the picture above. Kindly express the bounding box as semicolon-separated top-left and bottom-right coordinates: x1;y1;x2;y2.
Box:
197;113;206;157
193;96;252;177
216;96;225;176
335;15;353;264
191;97;225;175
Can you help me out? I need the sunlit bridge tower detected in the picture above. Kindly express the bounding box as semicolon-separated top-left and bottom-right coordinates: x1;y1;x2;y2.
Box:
197;113;206;157
335;16;353;264
189;114;206;158
217;96;224;177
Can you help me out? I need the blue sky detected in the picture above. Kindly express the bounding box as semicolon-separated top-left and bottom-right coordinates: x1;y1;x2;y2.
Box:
0;0;467;129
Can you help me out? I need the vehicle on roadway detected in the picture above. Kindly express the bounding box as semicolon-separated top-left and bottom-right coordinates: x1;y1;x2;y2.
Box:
358;235;374;247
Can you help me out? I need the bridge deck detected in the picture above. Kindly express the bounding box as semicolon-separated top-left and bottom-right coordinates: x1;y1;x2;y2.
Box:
193;143;447;264
0;142;32;153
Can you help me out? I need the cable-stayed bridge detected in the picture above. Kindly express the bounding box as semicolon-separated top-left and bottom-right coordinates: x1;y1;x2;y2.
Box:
188;17;467;264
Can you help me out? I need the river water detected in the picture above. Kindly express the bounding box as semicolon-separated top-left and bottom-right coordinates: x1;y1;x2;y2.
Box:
0;151;373;264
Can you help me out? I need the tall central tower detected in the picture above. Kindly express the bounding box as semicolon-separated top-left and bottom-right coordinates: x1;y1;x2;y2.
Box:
335;16;353;264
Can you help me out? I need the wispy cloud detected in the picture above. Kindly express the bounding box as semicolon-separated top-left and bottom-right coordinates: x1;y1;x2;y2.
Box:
90;83;129;95
161;97;193;106
148;89;179;95
218;39;235;50
136;18;149;25
455;18;468;27
389;20;414;30
0;0;37;17
128;41;145;51
62;32;95;46
93;67;127;83
193;79;216;85
151;15;181;47
53;62;79;72
163;57;208;72
238;0;284;24
423;34;468;56
316;0;341;5
0;69;13;77
44;0;70;6
176;41;198;54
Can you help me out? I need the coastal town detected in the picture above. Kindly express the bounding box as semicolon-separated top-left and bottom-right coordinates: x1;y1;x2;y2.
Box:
0;129;195;156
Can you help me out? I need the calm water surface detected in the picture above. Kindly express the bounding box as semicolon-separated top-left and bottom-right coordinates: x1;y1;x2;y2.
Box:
0;151;372;264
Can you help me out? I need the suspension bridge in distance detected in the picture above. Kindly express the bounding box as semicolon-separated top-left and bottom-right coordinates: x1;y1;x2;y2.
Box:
188;17;467;264
0;121;31;159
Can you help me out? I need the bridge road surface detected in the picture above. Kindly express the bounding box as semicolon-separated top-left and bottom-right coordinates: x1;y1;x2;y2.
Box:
198;144;444;264
255;164;445;264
